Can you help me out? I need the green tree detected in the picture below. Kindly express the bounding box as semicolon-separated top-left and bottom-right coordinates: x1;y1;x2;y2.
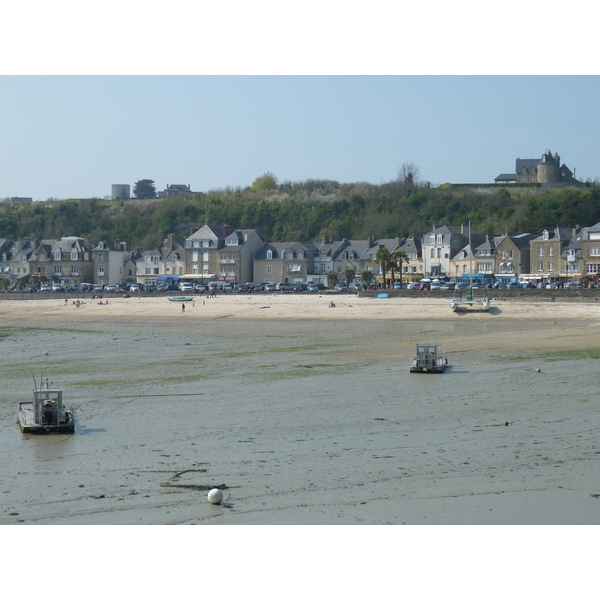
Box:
375;246;391;288
361;270;373;287
392;250;408;288
344;268;356;286
251;172;278;192
327;272;339;288
133;179;156;199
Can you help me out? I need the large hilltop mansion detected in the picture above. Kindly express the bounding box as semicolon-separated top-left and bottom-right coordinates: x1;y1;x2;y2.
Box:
3;219;600;290
495;149;580;185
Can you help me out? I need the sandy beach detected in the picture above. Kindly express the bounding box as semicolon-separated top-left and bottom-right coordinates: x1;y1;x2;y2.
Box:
1;293;600;525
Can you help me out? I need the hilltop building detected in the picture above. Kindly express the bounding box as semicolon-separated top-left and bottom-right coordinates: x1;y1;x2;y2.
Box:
495;149;580;185
111;184;130;199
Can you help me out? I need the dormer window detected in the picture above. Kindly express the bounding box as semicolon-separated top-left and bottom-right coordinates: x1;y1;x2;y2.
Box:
225;238;238;246
266;250;273;260
436;235;442;244
542;230;549;241
54;251;61;260
71;251;78;260
430;235;435;244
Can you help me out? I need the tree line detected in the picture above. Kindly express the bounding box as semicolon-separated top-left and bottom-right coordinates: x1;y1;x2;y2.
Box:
1;176;599;250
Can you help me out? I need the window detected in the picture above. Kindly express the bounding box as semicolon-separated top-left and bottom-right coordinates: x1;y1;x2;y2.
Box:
145;268;151;275
266;250;273;259
225;238;238;246
430;248;435;258
54;251;61;260
538;247;544;256
548;247;553;256
436;248;441;258
54;266;62;275
508;250;513;259
192;265;199;274
543;230;549;241
71;251;78;260
153;256;159;264
192;252;198;262
587;264;599;274
99;254;105;262
39;254;46;261
297;252;304;259
203;251;209;262
145;255;151;264
290;264;301;272
547;262;553;271
538;261;544;271
71;266;79;275
429;235;435;244
98;265;105;275
287;252;293;259
267;265;272;274
589;247;600;256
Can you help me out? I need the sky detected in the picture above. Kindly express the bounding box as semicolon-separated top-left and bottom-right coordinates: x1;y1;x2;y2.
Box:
2;75;598;201
1;3;598;201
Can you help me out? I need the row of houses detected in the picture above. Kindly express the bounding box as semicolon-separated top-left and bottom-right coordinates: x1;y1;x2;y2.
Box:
2;221;600;289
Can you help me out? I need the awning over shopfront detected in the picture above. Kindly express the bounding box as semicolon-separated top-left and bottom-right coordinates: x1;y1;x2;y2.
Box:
180;274;215;279
156;276;180;281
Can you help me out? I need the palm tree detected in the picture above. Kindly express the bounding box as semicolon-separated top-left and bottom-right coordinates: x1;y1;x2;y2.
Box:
392;251;409;289
375;247;391;288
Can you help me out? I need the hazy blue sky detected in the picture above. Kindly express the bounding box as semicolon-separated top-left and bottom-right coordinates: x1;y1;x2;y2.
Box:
2;3;598;201
2;75;598;200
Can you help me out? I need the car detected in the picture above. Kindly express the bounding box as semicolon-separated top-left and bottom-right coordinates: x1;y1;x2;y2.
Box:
441;282;456;290
307;283;319;293
194;284;208;293
406;282;419;290
264;284;276;292
66;285;80;293
455;283;469;290
508;282;522;289
40;284;51;292
144;284;157;292
350;283;362;291
429;282;441;290
236;284;248;293
104;285;117;293
93;284;104;292
393;282;403;290
179;282;193;292
418;283;430;290
334;284;349;292
129;283;141;293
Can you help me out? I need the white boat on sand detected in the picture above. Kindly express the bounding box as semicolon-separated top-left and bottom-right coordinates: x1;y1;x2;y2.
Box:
18;377;75;434
409;343;448;373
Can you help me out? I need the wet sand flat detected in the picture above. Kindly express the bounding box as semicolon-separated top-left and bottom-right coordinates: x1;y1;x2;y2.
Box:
1;294;599;524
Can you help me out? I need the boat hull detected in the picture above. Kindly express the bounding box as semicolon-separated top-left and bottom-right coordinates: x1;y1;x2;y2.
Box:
18;402;74;434
167;296;194;302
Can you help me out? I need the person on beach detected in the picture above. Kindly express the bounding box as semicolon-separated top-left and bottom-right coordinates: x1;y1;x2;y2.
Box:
182;303;185;312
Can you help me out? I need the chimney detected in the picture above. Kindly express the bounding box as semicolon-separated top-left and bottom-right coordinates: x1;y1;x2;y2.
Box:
461;224;465;234
222;224;232;238
189;227;199;236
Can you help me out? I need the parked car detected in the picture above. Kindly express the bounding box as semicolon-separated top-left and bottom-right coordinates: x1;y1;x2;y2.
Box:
264;284;276;292
406;282;419;290
194;284;207;293
429;282;441;290
157;283;169;292
40;284;51;292
418;283;430;290
334;284;349;292
441;282;456;290
179;282;193;292
144;284;157;292
52;283;63;292
307;283;319;293
129;283;141;293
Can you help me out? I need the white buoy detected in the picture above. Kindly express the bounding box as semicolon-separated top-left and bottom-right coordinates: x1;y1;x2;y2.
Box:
207;488;223;504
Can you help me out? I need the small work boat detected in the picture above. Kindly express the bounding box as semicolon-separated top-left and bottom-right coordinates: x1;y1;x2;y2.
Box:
167;296;194;302
18;377;75;434
409;343;448;373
